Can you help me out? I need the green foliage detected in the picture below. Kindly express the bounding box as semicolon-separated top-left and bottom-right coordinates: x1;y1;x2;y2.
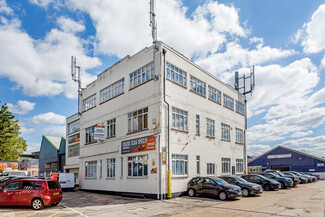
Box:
0;101;27;160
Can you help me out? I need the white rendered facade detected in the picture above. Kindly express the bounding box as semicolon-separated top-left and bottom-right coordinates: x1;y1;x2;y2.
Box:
65;42;246;198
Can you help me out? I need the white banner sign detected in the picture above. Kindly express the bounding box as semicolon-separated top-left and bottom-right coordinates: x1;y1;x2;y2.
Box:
94;125;105;140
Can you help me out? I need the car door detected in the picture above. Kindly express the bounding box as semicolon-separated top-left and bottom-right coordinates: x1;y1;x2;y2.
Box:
20;181;35;205
1;181;22;205
201;178;218;195
251;176;264;187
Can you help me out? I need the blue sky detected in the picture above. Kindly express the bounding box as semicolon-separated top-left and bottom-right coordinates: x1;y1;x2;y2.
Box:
1;0;325;157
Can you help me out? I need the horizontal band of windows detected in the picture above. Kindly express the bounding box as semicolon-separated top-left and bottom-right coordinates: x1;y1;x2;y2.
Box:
129;79;153;91
208;98;222;105
166;78;187;89
126;128;149;135
171;128;189;133
82;106;96;113
189;89;206;98
221;139;231;142
99;93;124;105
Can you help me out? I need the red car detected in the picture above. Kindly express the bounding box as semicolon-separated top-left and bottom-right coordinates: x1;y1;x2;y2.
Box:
0;179;62;210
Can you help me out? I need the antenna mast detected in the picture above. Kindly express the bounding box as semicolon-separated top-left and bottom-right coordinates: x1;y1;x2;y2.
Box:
150;0;157;44
235;65;255;96
71;56;83;116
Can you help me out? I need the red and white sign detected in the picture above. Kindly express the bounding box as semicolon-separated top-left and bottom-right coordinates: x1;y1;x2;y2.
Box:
94;125;105;140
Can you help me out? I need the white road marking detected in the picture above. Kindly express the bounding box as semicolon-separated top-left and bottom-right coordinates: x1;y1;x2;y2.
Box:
60;204;88;217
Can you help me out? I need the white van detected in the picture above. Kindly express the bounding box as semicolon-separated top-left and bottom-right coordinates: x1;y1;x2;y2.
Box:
58;173;75;189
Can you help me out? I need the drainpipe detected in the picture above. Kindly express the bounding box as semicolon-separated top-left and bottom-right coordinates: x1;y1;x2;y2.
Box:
244;98;248;174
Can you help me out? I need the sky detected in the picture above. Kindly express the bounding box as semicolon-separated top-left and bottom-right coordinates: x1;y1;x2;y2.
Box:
0;0;325;157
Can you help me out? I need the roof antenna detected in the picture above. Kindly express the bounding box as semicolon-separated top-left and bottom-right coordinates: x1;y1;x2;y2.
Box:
235;65;255;96
150;0;159;80
71;56;83;116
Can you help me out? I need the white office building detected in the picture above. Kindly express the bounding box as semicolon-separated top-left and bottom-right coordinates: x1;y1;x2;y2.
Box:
65;42;246;198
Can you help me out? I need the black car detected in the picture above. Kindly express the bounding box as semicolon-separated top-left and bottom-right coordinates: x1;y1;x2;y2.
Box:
289;171;314;183
187;177;242;201
283;172;308;184
257;172;293;189
241;174;280;191
220;176;263;197
265;170;299;187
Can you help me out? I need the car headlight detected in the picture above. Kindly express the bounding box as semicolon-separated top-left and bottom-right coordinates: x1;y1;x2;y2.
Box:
252;186;260;190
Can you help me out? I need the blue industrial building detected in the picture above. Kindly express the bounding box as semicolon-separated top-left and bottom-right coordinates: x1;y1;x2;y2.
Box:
248;146;325;179
39;135;66;177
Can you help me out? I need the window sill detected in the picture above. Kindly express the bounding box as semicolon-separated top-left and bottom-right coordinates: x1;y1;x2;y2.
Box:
171;128;188;133
129;79;153;91
106;136;116;139
189;89;206;98
235;142;244;145
85;141;98;145
84;177;97;180
235;111;245;116
206;136;215;139
82;106;96;113
127;129;148;135
221;139;231;142
127;176;148;179
106;177;115;180
99;93;124;105
195;134;200;136
208;98;221;105
166;78;187;89
172;175;188;179
223;105;234;111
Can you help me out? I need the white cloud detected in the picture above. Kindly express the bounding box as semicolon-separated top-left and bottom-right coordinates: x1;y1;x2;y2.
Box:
295;4;325;53
57;16;85;33
29;0;57;8
0;0;12;15
247;144;271;156
18;122;35;134
44;125;66;135
32;112;66;124
290;130;313;138
7;100;35;115
279;136;325;157
26;142;41;153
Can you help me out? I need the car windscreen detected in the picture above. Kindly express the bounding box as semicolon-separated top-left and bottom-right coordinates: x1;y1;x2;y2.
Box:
234;177;247;183
277;171;286;176
47;181;60;189
213;178;228;185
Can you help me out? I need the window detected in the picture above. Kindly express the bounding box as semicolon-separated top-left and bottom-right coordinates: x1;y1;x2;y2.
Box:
236;159;244;173
121;157;123;178
68;133;80;144
34;182;43;189
107;158;115;178
51;162;58;169
222;158;231;174
130;62;155;89
236;101;244;114
206;118;215;137
68;119;80;134
166;62;187;87
221;123;231;141
127;155;148;177
68;143;80;157
21;181;34;190
100;78;125;103
3;181;20;190
190;75;206;96
223;94;234;110
236;128;244;144
208;86;221;103
172;154;188;175
83;94;96;111
99;160;102;179
85;161;97;178
196;156;200;175
172;107;188;131
107;119;116;137
48;181;60;189
45;163;51;169
196;115;200;134
85;126;96;144
207;163;215;175
128;108;148;133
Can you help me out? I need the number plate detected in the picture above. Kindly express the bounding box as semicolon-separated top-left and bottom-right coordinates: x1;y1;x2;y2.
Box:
53;192;59;196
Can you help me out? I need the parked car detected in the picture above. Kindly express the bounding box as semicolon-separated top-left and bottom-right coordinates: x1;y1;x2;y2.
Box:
289;171;315;183
302;172;320;180
257;172;293;189
219;176;263;197
0;179;62;210
241;174;280;191
283;172;308;184
187;177;242;201
265;170;299;187
0;176;46;187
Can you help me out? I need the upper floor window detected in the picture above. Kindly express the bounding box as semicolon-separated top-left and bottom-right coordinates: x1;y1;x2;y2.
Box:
85;126;96;144
208;86;221;104
128;108;148;133
236;101;244;115
172;107;188;131
223;94;234;110
68;119;80;134
107;119;116;138
83;94;96;111
166;62;187;87
236;128;244;144
68;143;80;157
68;133;80;144
130;62;154;89
221;123;231;141
196;115;200;135
190;75;206;97
100;78;124;103
206;118;215;137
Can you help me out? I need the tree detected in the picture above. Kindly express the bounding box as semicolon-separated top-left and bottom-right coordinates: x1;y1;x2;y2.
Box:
0;101;27;161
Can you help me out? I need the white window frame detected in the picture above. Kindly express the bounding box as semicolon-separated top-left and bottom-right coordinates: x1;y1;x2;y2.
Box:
236;128;244;144
223;94;234;110
172;154;188;176
107;119;116;138
130;62;154;89
221;123;231;141
166;62;187;87
208;85;221;104
206;118;215;137
221;158;231;174
85;126;96;144
172;107;188;131
196;115;200;134
207;163;215;175
68;143;80;157
85;161;97;178
83;94;96;111
68;119;80;134
100;78;124;103
128;108;148;133
236;159;244;173
236;100;244;114
190;75;206;96
107;158;116;178
127;155;148;177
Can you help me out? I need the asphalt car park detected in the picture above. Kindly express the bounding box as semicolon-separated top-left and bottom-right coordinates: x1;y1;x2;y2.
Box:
0;180;325;217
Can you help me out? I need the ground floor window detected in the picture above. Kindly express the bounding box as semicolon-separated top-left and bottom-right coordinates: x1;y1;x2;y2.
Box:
172;154;188;175
207;163;215;175
236;159;244;173
107;158;116;178
85;161;97;178
222;158;231;174
128;155;148;177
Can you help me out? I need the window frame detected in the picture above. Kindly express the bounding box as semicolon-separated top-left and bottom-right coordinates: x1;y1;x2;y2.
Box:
221;123;231;141
85;126;96;144
235;100;244;114
171;107;188;132
127;108;148;133
82;94;96;112
223;94;234;110
207;163;215;175
127;155;148;177
166;62;187;87
130;62;155;89
206;118;215;137
172;154;188;176
85;161;97;178
107;118;116;138
190;75;206;97
107;158;116;178
236;159;244;173
100;78;125;103
236;128;244;144
208;85;221;104
221;158;231;174
68;143;80;157
196;115;200;135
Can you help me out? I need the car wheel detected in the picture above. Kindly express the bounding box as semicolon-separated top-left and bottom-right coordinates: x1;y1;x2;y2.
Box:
218;191;227;201
188;188;195;197
32;198;44;210
242;188;249;197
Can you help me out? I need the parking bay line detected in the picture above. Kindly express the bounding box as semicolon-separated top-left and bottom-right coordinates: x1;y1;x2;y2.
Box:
60;204;88;217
